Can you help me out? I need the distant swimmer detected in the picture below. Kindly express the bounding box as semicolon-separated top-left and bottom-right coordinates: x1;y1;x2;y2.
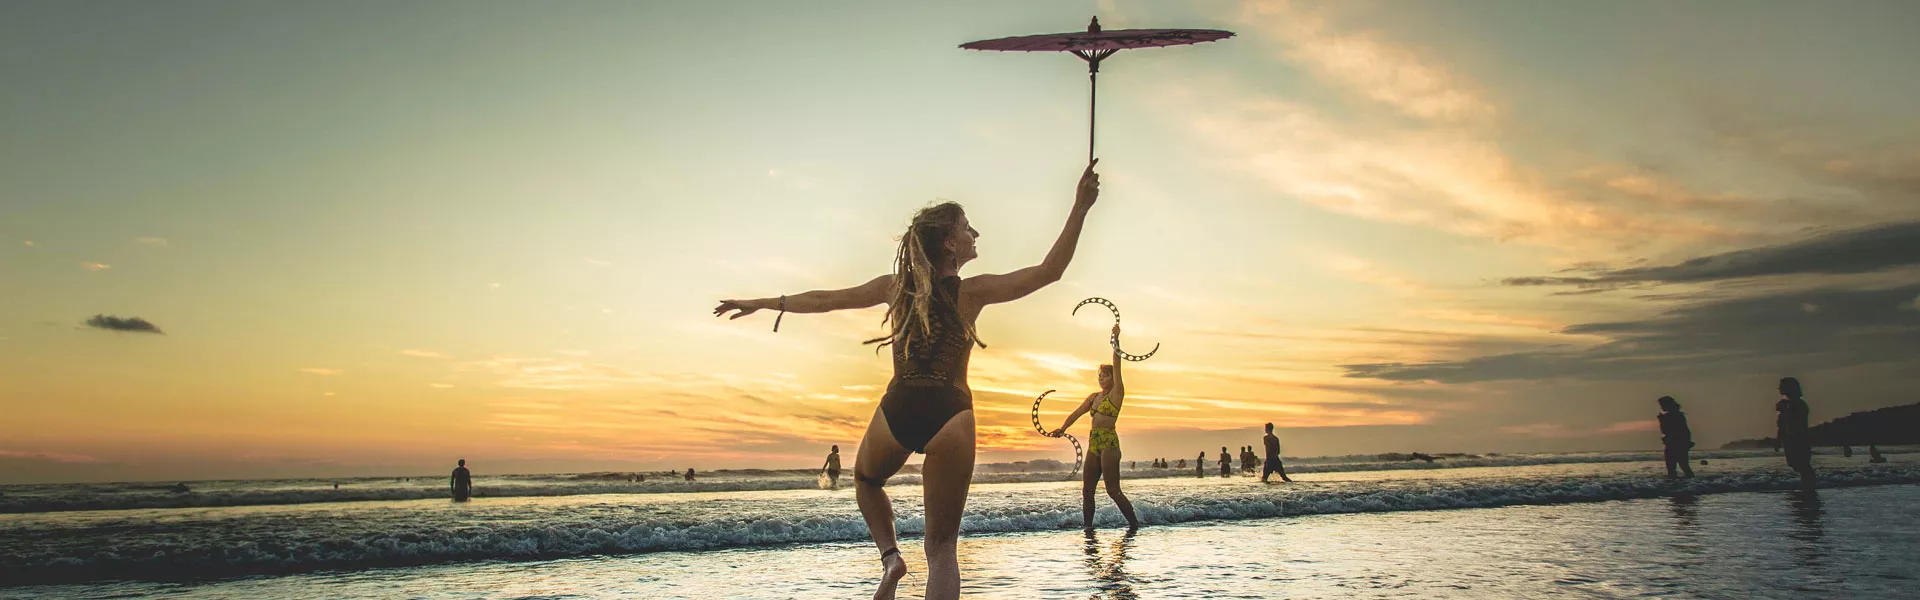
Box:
1238;447;1253;475
685;468;696;482
1869;445;1886;463
1195;452;1206;476
1262;423;1293;483
1775;377;1816;488
822;445;843;489
451;459;473;502
1219;447;1232;477
1658;396;1695;478
1842;445;1853;458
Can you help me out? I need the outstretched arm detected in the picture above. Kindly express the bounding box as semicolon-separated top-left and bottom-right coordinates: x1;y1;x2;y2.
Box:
1051;394;1099;437
714;274;892;320
967;161;1101;305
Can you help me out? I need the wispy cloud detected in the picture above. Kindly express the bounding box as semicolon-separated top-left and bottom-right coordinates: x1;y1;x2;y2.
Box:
1597;420;1657;435
83;314;163;334
80;262;111;271
1243;0;1494;122
0;449;103;463
297;368;344;376
399;349;451;359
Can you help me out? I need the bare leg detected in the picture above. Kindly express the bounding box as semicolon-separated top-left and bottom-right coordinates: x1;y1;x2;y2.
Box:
854;407;913;600
1081;451;1101;529
1101;447;1140;529
920;410;976;600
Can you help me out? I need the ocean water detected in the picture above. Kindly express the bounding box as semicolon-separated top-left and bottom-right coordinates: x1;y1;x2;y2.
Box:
3;450;1916;598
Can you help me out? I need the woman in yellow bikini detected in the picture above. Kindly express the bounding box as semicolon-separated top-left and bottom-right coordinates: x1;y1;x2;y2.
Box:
1050;324;1142;530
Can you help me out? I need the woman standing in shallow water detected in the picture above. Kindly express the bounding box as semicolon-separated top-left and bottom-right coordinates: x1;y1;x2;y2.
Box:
1657;396;1694;478
715;161;1101;600
1050;323;1142;530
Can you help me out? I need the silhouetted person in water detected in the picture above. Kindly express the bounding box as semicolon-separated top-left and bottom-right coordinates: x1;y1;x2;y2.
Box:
684;468;696;482
1196;452;1206;476
1658;396;1695;478
822;445;842;489
1775;377;1815;487
1868;445;1886;463
1842;445;1853;458
451;459;473;501
1219;447;1233;477
1262;423;1293;483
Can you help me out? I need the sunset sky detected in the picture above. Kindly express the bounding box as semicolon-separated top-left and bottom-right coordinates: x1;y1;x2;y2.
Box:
5;0;1919;483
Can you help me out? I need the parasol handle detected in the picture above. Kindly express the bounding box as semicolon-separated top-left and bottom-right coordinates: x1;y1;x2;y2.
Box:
1074;49;1115;163
1089;68;1097;163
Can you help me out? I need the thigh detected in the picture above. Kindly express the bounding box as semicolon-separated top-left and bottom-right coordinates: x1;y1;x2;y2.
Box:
1101;447;1124;489
920;410;976;535
855;405;913;481
1082;449;1102;491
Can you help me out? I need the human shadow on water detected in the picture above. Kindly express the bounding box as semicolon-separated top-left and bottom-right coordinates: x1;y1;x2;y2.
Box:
1786;490;1826;565
1083;528;1139;600
1657;493;1709;587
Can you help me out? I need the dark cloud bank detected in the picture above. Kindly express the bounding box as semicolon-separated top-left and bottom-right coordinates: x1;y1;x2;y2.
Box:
1351;219;1920;383
84;314;164;334
1504;220;1920;289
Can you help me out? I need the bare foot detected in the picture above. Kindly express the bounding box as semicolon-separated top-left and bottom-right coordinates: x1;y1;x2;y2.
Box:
874;548;906;600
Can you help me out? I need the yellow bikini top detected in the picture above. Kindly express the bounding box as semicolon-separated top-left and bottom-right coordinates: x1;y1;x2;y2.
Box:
1094;393;1121;417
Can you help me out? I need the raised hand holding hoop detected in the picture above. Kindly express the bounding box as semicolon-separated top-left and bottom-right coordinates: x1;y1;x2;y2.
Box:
1072;297;1159;361
1030;390;1084;478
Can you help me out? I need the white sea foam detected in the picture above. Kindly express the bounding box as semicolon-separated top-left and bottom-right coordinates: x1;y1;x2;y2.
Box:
2;458;1914;585
9;448;1901;514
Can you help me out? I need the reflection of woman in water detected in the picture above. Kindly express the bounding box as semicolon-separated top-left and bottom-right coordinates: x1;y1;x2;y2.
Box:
1083;529;1139;600
714;162;1103;600
1657;396;1695;478
1051;324;1142;530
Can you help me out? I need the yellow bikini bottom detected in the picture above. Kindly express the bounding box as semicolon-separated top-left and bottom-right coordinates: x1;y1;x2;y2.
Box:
1088;427;1119;454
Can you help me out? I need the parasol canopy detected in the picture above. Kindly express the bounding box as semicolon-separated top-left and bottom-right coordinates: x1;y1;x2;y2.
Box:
960;25;1233;53
961;17;1234;161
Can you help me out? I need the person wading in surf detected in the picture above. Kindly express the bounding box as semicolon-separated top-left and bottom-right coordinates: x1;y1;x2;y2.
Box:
715;161;1102;600
822;445;843;489
1050;324;1142;530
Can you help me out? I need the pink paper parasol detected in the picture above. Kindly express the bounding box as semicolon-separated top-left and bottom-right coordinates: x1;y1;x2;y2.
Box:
962;17;1233;161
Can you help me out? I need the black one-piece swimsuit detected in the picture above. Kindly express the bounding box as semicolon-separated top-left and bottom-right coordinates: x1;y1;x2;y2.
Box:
879;276;975;454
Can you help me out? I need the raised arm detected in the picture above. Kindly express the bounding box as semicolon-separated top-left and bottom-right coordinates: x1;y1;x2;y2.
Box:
1108;323;1125;398
967;161;1101;305
1050;393;1100;437
714;274;892;320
